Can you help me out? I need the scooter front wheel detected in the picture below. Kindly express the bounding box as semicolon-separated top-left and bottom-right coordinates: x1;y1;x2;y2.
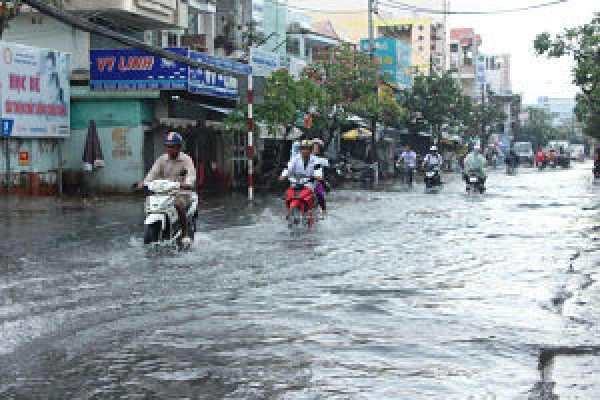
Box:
144;221;161;244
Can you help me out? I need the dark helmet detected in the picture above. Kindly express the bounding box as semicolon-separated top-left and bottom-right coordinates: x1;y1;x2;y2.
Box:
164;131;183;146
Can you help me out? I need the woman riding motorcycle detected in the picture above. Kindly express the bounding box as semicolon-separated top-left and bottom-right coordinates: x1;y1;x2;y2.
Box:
312;138;329;215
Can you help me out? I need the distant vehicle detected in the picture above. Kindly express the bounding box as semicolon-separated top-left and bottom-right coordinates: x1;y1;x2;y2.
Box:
513;141;534;167
570;144;586;161
547;141;571;168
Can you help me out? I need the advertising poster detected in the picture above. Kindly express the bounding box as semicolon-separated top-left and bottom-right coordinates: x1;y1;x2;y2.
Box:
0;42;70;137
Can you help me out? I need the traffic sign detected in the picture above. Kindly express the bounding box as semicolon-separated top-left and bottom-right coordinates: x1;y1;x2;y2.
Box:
1;118;14;137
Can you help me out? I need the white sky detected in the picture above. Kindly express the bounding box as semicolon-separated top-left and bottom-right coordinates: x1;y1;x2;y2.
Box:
287;0;599;104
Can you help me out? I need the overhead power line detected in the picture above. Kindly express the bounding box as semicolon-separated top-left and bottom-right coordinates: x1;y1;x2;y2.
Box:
378;0;571;15
286;4;366;14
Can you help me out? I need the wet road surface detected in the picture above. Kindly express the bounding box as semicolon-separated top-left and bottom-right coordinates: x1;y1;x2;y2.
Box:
1;163;600;399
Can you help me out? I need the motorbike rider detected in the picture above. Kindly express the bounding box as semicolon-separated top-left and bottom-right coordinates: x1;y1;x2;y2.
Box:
463;144;487;185
399;144;417;185
422;146;443;184
138;131;196;247
312;138;329;215
506;148;518;171
280;139;323;215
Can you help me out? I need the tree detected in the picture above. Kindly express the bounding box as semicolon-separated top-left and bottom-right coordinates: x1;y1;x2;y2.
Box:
305;43;406;162
223;69;328;187
519;107;557;148
534;13;600;138
401;73;471;137
469;101;507;138
0;0;62;38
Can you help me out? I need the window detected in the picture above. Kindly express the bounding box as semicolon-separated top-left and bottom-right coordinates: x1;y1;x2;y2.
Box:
418;25;424;31
418;46;424;52
418;35;424;41
167;32;178;47
450;43;459;52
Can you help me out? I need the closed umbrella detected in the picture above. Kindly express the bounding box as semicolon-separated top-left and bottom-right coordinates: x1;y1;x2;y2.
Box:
82;120;104;171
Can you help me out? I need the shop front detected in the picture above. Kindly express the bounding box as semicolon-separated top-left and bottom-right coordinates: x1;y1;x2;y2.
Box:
0;42;71;196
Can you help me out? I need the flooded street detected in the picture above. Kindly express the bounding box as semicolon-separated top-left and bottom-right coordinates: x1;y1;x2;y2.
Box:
1;163;600;399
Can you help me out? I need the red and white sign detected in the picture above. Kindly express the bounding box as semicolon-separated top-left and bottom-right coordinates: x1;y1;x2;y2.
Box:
0;42;70;137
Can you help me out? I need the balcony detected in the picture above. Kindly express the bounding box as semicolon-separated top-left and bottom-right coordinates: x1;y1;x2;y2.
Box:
67;0;188;29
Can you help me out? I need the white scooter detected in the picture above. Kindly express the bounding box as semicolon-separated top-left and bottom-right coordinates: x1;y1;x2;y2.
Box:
142;179;199;250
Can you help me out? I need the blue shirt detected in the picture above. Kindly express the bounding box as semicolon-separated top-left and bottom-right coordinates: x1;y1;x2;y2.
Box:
401;151;417;168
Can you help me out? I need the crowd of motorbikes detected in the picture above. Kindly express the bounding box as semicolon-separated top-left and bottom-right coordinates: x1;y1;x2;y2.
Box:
136;136;599;249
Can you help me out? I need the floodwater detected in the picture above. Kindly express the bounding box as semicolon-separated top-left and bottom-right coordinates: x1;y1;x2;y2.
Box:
1;163;599;399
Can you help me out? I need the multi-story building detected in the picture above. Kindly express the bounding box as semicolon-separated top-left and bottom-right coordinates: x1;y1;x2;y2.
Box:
377;18;445;76
302;2;448;77
286;15;345;66
1;0;267;194
449;28;482;100
484;54;511;96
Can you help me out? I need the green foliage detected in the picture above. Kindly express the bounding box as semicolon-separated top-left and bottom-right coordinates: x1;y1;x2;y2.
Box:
519;107;557;147
401;73;472;133
535;13;600;138
470;102;508;134
223;69;328;137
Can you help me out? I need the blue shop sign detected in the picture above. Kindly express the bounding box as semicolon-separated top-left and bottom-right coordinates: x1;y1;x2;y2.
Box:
90;48;190;91
188;51;251;100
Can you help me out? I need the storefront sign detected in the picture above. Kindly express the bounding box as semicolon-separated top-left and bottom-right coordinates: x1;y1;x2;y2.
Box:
1;118;14;137
0;43;70;138
188;51;251;100
90;48;189;91
90;48;253;100
250;48;279;77
18;151;29;166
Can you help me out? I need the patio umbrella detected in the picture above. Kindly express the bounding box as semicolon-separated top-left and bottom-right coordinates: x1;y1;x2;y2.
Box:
82;120;104;171
341;127;373;141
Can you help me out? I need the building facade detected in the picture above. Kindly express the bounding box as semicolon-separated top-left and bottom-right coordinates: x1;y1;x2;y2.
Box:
449;28;482;100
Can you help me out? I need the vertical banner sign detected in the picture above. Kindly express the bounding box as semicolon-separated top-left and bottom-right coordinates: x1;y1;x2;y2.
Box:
0;43;70;137
1;118;14;137
90;48;189;90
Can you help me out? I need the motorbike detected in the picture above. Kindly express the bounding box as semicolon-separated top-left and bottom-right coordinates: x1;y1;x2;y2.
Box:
466;172;485;194
285;175;317;234
424;165;441;190
506;164;517;175
140;179;198;250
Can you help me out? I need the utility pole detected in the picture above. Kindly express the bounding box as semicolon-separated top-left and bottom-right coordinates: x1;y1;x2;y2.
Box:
368;0;379;185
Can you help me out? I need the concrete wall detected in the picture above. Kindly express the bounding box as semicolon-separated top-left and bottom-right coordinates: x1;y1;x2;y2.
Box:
2;14;90;72
66;99;154;192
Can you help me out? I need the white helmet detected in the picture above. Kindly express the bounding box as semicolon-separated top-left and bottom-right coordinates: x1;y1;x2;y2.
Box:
312;138;324;147
430;146;438;152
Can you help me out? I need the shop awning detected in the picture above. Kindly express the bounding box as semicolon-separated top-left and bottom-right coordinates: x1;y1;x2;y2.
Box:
342;128;373;141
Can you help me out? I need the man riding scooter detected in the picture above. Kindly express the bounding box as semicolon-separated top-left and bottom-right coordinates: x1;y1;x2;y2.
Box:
422;146;443;186
138;132;196;247
280;140;323;217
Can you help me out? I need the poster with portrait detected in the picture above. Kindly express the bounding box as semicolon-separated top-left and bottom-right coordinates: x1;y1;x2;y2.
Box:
0;42;70;137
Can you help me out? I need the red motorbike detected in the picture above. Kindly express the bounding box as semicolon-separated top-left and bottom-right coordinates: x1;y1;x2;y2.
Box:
285;175;316;233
